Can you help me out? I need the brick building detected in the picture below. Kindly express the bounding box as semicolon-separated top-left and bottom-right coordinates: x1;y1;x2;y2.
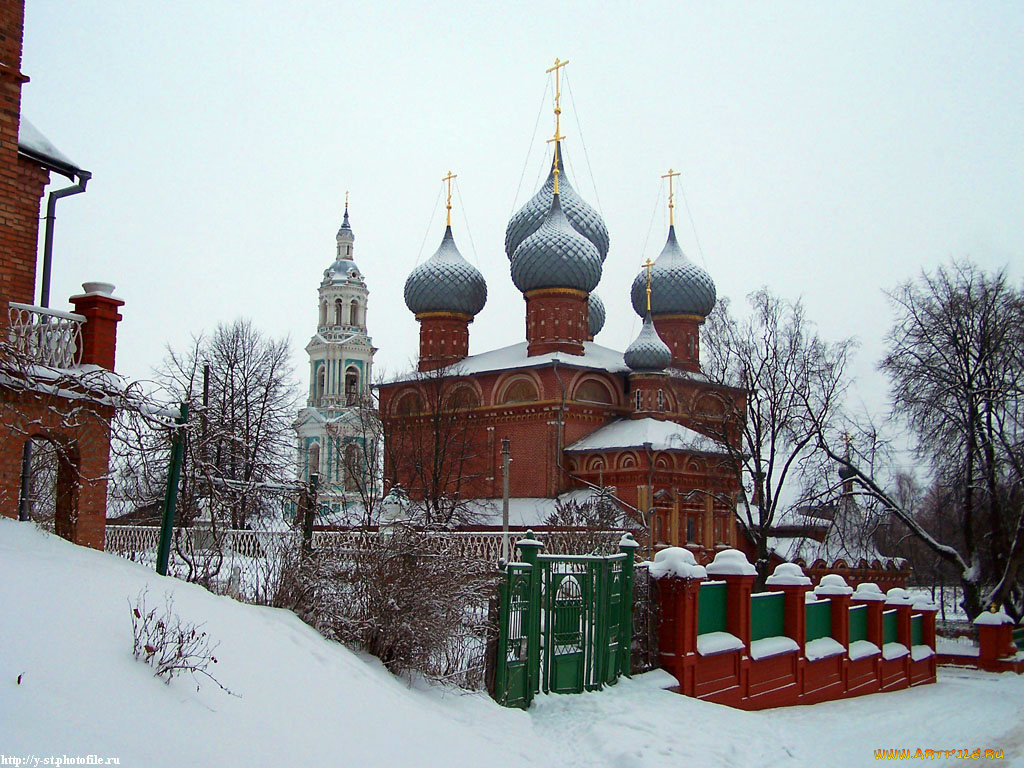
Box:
379;113;746;555
0;0;123;548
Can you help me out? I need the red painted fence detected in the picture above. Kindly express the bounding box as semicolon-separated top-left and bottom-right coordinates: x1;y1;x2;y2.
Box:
652;548;939;710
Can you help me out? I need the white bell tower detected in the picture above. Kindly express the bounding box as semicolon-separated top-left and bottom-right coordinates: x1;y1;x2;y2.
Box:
294;197;379;520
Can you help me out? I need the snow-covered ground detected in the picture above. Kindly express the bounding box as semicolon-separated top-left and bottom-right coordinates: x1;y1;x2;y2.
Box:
2;518;1023;767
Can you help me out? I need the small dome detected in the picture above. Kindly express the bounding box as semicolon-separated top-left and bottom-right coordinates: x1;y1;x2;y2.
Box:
324;257;362;284
630;226;716;318
838;462;857;482
404;226;487;316
505;144;609;262
511;195;602;294
624;313;671;372
588;292;605;337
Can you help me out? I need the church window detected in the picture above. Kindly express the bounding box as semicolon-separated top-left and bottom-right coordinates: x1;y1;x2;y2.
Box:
349;299;360;326
344;444;360;491
686;516;695;543
335;298;345;326
319;302;327;327
345;367;359;405
635;390;643;410
315;367;326;402
394;390;422;416
308;442;321;480
574;379;613;404
448;385;479;409
500;378;539;404
657;389;665;411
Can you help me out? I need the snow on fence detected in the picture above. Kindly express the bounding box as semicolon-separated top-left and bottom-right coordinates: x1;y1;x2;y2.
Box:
651;547;943;710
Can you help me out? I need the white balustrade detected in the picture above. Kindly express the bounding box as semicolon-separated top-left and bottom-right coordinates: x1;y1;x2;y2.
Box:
7;302;84;368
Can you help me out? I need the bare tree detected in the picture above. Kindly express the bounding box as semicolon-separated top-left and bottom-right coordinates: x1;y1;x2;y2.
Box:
333;390;385;527
382;365;487;527
542;490;643;554
819;261;1024;619
702;290;854;584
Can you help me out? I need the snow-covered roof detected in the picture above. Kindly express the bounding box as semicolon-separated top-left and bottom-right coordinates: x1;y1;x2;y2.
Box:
18;118;79;178
472;488;609;527
565;417;727;454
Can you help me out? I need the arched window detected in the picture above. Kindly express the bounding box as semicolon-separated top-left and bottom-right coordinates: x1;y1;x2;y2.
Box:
344;444;359;491
315;367;326;402
635;390;643;410
500;378;539;404
574;379;613;404
447;385;479;410
345;367;359;405
334;298;345;326
394;390;422;416
319;301;327;327
308;442;321;480
349;299;360;326
657;389;665;411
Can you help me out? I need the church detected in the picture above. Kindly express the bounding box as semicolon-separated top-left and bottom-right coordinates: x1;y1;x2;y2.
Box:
374;61;747;558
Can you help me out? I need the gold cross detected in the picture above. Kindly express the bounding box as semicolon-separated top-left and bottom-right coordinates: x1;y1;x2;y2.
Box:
546;57;569;140
662;168;680;227
643;257;655;312
442;170;457;227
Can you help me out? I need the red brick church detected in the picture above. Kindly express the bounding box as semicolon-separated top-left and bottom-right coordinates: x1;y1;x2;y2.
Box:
379;67;746;557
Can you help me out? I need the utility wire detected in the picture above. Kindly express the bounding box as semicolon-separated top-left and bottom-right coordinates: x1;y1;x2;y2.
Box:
454;180;481;268
564;71;603;216
414;183;444;267
509;78;550;218
677;172;707;268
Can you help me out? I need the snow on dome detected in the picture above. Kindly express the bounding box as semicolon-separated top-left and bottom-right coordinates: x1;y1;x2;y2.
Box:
629;226;716;318
624;313;671;372
510;195;602;294
973;607;1015;626
405;226;487;317
706;548;756;577
588;292;605;337
852;582;887;601
505;145;609;262
815;573;853;596
765;562;811;587
649;546;707;580
884;587;915;606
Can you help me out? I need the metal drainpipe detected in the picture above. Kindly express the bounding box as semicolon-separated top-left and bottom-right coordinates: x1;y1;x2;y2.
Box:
39;169;91;308
18;169;92;522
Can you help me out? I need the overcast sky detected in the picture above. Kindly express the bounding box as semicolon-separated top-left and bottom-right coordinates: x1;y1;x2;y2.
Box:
21;1;1024;431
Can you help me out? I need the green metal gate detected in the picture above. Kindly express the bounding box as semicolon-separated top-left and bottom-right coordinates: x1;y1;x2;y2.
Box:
494;532;638;708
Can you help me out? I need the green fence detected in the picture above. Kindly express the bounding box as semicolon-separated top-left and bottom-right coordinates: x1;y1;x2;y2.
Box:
806;599;832;642
493;533;637;709
882;610;898;645
849;604;867;643
697;581;727;634
750;592;786;642
910;614;923;647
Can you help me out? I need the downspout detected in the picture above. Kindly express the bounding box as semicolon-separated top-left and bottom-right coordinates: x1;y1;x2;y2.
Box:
39;169;91;308
552;359;567;497
18;169;91;521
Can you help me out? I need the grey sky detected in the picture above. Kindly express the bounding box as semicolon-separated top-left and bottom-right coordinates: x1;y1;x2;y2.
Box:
21;1;1024;426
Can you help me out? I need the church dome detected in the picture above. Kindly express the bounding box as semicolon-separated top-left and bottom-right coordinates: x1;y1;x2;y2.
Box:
630;226;716;318
404;226;487;316
588;292;605;337
510;194;602;294
624;313;671;372
324;207;362;284
505;145;609;263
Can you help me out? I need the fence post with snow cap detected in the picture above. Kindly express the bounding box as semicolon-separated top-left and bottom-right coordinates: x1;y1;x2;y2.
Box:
706;549;756;650
974;607;1018;671
814;574;853;652
766;563;812;650
649;546;707;695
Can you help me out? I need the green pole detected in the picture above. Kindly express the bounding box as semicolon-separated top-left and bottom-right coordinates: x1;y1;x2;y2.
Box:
618;533;639;678
156;402;189;576
516;531;544;701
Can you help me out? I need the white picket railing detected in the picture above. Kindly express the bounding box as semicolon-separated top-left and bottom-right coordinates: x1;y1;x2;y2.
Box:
7;302;84;368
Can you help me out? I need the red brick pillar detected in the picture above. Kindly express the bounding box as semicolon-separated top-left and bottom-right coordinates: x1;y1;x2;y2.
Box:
707;549;756;649
651;313;703;373
815;574;854;650
651;547;706;696
851;583;887;649
524;288;587;356
975;609;1016;670
70;283;124;371
885;589;915;649
766;563;812;646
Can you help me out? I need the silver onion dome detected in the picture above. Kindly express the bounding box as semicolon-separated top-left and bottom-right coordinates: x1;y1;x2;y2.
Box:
630;226;716;318
588;292;605;337
511;194;602;294
505;144;609;263
624;313;672;372
404;226;487;316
